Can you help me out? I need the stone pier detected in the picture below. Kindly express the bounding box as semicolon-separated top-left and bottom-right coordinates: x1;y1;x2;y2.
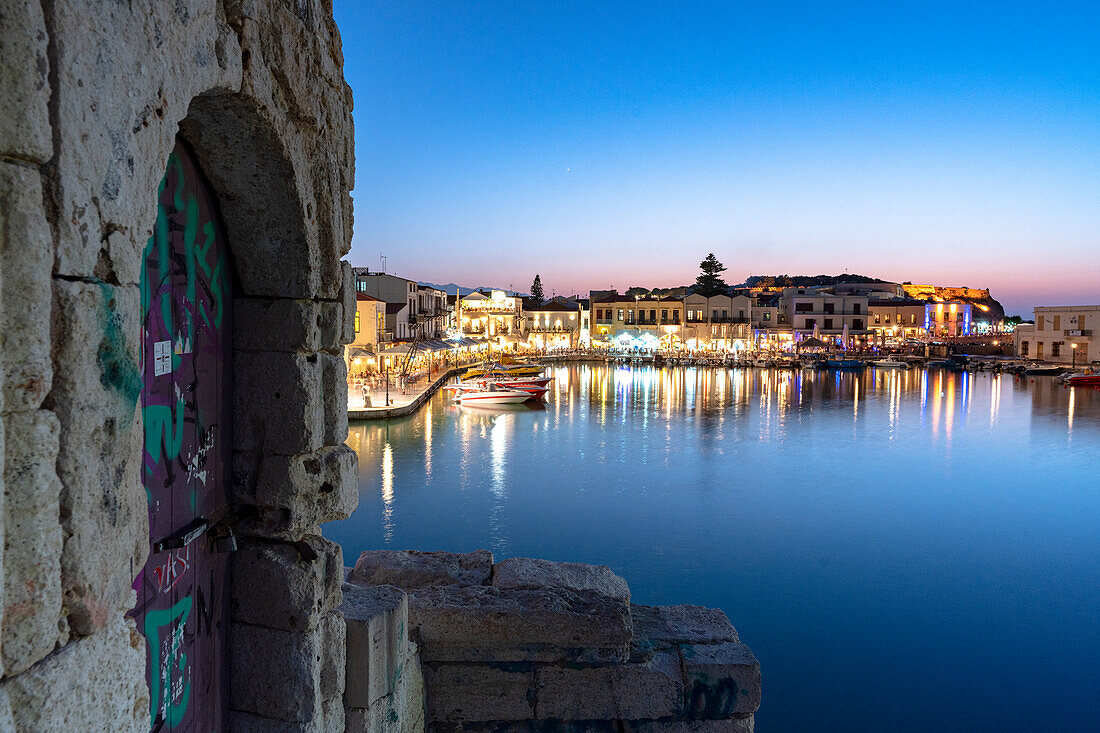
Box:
340;551;760;732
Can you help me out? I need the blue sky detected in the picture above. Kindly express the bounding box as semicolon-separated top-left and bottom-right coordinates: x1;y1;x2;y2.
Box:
334;2;1100;315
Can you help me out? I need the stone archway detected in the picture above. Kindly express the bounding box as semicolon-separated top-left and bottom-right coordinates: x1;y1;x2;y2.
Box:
0;3;357;730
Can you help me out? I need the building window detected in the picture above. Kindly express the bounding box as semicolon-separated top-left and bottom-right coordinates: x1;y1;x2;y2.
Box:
874;315;881;324
354;310;361;334
763;312;771;321
823;318;833;330
662;309;668;320
1021;341;1029;355
721;309;728;319
712;310;718;321
1052;342;1061;357
617;309;624;322
795;303;813;313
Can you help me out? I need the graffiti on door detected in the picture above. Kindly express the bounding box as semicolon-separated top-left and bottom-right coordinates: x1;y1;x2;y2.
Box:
134;138;232;732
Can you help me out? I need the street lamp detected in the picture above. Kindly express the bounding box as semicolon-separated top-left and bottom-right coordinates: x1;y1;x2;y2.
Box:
1072;342;1078;369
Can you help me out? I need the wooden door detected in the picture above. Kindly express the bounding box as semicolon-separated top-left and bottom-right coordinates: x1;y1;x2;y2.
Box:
134;137;233;731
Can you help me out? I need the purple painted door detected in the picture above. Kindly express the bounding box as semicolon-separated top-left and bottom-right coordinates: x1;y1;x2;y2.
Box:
135;137;232;731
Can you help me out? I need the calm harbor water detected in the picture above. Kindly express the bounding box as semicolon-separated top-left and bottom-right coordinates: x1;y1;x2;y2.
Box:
326;364;1100;732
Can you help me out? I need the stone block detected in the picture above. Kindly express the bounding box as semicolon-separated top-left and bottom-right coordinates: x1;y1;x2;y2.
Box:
0;0;52;163
681;642;761;718
535;650;683;720
50;280;146;636
632;604;740;661
247;444;358;539
492;557;630;603
234;350;324;455
2;410;63;675
1;163;53;413
234;298;322;352
350;549;494;590
320;611;347;700
230;535;343;632
624;719;754;733
346;640;426;733
340;261;356;345
422;663;533;722
340;582;408;708
320;351;349;445
319;299;345;353
3;615;147;732
407;585;631;664
48;0;241;280
229;621;325;722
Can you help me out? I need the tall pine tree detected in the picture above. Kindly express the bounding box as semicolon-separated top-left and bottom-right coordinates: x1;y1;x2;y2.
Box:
694;254;728;296
530;274;545;305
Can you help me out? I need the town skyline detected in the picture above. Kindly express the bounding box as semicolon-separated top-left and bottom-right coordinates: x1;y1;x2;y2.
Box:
337;1;1100;322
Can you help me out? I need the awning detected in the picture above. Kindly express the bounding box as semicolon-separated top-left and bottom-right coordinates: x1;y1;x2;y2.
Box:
346;345;375;358
380;344;412;355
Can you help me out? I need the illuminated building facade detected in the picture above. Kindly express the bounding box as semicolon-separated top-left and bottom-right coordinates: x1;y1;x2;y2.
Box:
523;299;584;349
924;301;973;337
459;289;523;338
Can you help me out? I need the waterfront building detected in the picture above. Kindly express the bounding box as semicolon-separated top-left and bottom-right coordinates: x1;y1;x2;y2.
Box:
353;270;448;339
460;289;523;342
748;295;793;347
682;293;753;350
780;287;871;347
589;291;685;350
345;293;385;376
924;301;973;338
523;298;583;349
868;298;927;342
1014;305;1100;364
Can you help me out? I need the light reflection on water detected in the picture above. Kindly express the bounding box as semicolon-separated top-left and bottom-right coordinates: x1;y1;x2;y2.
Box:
328;365;1100;732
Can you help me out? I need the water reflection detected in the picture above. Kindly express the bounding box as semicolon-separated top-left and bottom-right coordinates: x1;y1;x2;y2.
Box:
334;364;1100;731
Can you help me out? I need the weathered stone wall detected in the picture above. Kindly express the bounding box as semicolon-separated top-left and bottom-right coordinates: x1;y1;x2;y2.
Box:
0;0;355;729
343;551;760;733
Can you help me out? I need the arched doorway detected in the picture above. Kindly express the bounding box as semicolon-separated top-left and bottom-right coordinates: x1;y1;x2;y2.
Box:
135;136;234;731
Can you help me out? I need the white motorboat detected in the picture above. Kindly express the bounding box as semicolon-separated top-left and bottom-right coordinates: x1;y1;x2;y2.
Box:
753;357;773;368
454;384;533;405
873;358;908;368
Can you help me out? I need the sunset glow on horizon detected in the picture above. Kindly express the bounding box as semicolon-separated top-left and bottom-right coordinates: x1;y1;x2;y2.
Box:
336;1;1100;316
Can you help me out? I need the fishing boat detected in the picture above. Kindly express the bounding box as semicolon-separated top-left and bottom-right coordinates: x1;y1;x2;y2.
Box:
872;358;909;368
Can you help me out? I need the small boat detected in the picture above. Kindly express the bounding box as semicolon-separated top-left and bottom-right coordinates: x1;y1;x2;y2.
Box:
753;357;773;368
1024;365;1066;376
821;359;864;369
454;384;533;405
873;358;908;368
1065;373;1100;388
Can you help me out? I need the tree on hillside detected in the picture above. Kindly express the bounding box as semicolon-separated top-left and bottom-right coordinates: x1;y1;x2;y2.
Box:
695;253;728;296
530;274;545;305
625;286;650;298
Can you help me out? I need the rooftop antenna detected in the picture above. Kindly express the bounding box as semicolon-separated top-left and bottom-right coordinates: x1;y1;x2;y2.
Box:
380;253;387;273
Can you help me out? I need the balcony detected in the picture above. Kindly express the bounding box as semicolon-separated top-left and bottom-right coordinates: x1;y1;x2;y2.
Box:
527;325;574;333
1065;329;1093;337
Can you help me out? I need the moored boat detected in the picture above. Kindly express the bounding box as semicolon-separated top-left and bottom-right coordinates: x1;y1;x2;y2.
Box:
454;384;533;405
1064;372;1100;387
873;358;908;368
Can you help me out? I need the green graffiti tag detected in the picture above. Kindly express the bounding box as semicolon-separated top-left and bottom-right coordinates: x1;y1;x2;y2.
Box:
143;385;186;469
144;596;192;728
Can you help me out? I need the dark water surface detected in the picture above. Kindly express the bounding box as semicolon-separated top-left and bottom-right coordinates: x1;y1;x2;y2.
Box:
326;364;1100;732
